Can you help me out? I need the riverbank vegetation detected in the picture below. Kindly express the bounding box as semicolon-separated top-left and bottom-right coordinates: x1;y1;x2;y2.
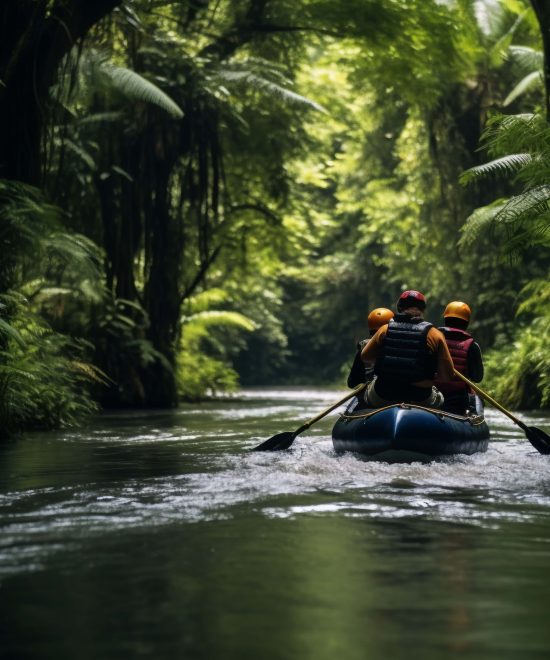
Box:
1;0;549;436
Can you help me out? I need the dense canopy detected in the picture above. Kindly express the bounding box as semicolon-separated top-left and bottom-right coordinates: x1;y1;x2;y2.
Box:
1;0;549;436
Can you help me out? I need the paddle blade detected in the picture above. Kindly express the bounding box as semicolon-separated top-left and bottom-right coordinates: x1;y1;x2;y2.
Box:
526;426;550;455
251;431;297;452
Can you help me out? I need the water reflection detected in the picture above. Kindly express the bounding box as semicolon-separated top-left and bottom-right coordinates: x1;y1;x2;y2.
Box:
0;388;550;658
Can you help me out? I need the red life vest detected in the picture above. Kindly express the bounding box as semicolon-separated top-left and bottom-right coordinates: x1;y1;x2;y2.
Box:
435;327;474;394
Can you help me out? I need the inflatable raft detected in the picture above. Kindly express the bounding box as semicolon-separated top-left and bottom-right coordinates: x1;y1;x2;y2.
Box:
332;396;490;461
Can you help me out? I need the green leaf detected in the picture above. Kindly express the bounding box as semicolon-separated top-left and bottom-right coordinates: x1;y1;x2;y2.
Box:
182;310;256;332
100;63;184;118
460;153;532;184
216;70;327;113
503;71;543;107
0;319;26;348
507;46;544;74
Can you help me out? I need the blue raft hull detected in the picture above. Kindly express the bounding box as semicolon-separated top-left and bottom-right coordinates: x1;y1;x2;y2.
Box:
332;401;490;461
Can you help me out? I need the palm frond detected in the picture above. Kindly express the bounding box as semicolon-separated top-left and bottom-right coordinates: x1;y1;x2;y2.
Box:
507;45;544;73
460;153;531;183
474;0;508;38
488;11;526;68
503;70;543;106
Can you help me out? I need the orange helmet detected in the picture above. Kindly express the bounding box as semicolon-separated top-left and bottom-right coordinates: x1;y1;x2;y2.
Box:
443;301;471;323
367;307;394;332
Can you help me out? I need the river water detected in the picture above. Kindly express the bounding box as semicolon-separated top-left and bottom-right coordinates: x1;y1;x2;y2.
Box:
1;388;550;659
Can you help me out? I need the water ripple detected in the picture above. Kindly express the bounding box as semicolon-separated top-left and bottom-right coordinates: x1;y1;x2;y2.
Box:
1;388;549;577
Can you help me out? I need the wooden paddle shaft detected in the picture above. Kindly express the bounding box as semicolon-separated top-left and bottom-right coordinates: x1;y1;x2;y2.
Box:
300;383;366;432
453;370;528;431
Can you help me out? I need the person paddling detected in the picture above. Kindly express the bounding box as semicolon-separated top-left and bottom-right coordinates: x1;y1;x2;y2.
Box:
434;301;484;415
360;290;455;408
347;307;394;388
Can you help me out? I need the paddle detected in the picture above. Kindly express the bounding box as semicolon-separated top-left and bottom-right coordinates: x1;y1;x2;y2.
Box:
251;382;367;451
453;370;550;454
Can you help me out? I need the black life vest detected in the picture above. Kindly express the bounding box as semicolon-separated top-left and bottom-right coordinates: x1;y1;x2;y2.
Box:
374;315;435;383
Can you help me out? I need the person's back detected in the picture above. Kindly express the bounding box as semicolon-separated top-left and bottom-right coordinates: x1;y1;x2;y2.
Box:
347;307;394;388
434;301;484;414
361;290;454;408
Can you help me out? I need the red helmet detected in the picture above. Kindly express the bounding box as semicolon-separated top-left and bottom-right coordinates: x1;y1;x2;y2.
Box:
397;290;426;312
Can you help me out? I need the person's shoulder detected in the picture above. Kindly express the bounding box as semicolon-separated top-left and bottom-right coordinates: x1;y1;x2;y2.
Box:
369;324;388;338
428;326;445;341
364;324;388;348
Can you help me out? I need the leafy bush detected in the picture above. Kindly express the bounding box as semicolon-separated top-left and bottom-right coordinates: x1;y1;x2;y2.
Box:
176;290;256;400
177;351;239;401
484;316;550;409
483;277;550;409
0;295;101;438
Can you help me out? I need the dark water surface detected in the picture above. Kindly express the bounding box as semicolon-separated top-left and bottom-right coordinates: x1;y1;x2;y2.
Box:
1;388;550;659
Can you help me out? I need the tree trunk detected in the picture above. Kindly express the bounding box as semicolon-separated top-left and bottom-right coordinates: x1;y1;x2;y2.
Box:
0;0;121;184
531;0;550;120
142;121;183;407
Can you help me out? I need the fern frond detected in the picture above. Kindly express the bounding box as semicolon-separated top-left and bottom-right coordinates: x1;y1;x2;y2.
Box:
460;153;531;184
78;111;123;124
215;70;326;113
182;310;256;332
0;318;26;348
460;200;507;245
494;185;550;226
70;361;113;385
479;112;547;158
503;71;543;106
62;138;97;170
184;288;228;314
503;212;550;253
30;286;74;300
99;63;183;118
127;339;173;372
42;232;102;281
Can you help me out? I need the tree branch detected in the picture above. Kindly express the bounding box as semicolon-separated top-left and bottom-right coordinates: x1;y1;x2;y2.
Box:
180;245;222;303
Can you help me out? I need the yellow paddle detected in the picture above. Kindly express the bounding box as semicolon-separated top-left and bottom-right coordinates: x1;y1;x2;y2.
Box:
251;382;367;451
453;370;550;454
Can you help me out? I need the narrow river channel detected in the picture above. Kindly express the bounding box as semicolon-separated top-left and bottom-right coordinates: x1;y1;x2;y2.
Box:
1;388;550;659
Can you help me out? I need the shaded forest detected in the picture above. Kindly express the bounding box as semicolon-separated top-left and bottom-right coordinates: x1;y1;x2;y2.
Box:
1;0;550;437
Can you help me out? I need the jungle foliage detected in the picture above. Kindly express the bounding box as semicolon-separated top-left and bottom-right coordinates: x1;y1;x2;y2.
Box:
1;0;549;437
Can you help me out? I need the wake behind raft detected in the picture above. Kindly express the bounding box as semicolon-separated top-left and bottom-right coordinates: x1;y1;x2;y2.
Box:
331;394;490;462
